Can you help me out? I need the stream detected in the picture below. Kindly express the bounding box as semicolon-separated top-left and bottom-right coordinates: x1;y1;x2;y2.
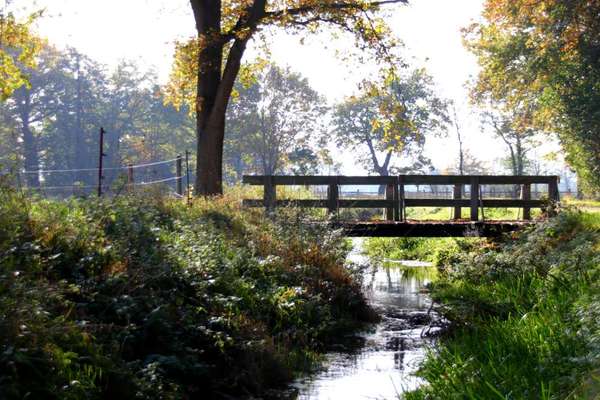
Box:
293;238;439;400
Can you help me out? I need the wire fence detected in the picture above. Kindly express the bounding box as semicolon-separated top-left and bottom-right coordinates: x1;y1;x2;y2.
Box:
11;157;187;199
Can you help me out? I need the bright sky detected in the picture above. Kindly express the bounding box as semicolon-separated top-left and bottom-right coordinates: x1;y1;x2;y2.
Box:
20;0;561;175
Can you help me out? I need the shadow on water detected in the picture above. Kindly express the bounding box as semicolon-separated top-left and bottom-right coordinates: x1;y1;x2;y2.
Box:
292;238;440;400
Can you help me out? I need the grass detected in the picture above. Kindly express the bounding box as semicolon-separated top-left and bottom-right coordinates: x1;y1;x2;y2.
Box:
404;209;600;400
0;187;374;399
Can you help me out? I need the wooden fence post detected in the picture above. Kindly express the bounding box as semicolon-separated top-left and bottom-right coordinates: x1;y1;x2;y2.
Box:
470;176;479;222
453;184;462;220
264;176;276;212
327;177;339;216
522;183;531;220
127;164;134;192
176;155;183;197
385;183;394;221
393;177;400;221
549;177;560;202
399;175;405;221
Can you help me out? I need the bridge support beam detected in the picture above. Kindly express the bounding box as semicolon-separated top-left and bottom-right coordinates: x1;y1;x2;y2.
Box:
453;184;462;220
470;177;479;221
522;183;531;220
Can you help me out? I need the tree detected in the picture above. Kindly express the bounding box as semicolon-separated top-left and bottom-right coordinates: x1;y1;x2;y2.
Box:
222;65;328;180
332;68;448;179
481;109;537;177
167;0;407;195
464;0;600;195
3;46;65;187
0;11;41;100
246;65;327;175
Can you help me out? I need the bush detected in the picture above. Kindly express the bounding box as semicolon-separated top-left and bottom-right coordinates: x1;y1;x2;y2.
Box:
0;188;373;399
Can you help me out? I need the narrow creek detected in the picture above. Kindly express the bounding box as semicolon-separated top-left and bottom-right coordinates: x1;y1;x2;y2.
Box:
294;238;439;400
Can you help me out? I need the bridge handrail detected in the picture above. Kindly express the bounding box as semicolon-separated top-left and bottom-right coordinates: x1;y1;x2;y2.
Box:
242;174;560;222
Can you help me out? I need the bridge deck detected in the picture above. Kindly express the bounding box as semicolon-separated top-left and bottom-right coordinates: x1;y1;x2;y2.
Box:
335;220;532;237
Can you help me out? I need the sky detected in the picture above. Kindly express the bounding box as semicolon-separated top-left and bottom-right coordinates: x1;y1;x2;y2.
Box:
17;0;561;175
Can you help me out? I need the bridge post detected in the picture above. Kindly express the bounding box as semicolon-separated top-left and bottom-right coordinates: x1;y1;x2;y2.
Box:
393;176;400;221
399;176;405;222
453;184;462;220
327;177;339;216
522;183;531;220
549;176;560;203
264;176;276;212
385;184;394;221
470;177;479;221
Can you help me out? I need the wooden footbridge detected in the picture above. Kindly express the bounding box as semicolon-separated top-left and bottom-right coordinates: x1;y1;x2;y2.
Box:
242;175;560;237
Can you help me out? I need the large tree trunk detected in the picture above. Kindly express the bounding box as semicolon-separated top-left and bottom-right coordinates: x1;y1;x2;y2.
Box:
191;0;262;195
192;0;224;195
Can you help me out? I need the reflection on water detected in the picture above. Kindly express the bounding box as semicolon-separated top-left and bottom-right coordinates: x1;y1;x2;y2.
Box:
294;239;438;400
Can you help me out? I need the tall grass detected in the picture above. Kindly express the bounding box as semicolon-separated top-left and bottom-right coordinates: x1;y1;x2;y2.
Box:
406;210;600;400
0;187;373;399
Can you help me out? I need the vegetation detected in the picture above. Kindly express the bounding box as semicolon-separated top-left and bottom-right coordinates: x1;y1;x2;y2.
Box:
0;11;41;100
0;187;374;399
332;68;449;178
405;210;600;399
464;0;600;196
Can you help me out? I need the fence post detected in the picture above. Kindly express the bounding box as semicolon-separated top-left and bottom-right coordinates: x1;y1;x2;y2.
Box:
453;184;462;220
522;183;531;220
549;176;560;203
393;176;400;221
470;176;479;221
97;127;105;197
385;183;394;221
264;176;276;212
399;175;405;221
127;164;134;192
327;177;339;216
176;155;183;197
185;150;191;204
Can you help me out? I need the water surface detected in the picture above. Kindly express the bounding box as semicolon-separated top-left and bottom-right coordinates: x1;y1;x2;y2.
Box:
294;239;438;400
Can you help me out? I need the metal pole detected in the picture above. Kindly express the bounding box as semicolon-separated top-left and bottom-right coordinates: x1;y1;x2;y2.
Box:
185;150;191;203
176;155;183;197
97;127;105;197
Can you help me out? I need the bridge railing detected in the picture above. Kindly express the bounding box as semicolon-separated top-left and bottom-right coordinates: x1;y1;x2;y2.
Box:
242;175;560;221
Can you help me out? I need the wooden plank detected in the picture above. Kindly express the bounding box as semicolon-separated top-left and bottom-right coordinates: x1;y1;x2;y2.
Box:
243;174;559;186
243;198;545;209
453;184;462;220
522;183;531;220
338;221;531;237
470;176;479;221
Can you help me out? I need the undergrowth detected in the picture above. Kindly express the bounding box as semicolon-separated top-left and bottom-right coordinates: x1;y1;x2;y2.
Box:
0;188;373;399
405;210;600;400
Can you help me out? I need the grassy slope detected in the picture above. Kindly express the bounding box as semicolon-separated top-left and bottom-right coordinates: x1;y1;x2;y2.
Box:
0;189;373;399
406;210;600;400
